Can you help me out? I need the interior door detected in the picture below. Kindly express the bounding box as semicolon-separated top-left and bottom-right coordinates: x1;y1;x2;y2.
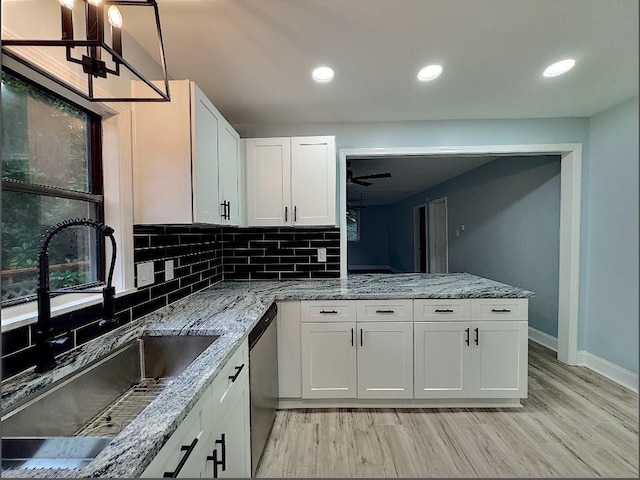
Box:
428;197;448;273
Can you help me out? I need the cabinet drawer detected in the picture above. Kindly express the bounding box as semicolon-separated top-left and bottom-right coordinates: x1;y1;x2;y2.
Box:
471;299;528;321
301;300;357;322
211;339;249;414
356;300;413;321
414;299;471;321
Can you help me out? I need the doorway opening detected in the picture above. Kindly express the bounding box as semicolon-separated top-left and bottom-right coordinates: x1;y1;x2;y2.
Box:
339;144;582;366
413;204;427;273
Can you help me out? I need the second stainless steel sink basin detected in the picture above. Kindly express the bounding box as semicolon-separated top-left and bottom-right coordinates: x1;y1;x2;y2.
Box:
2;436;113;470
1;334;219;471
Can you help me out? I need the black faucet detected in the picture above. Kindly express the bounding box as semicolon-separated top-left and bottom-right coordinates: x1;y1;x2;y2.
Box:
34;218;118;373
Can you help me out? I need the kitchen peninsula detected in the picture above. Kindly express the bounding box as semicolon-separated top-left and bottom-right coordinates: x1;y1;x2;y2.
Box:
1;273;533;478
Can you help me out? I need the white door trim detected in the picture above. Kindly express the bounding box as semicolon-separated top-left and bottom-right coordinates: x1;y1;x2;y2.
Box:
339;143;582;365
413;203;427;272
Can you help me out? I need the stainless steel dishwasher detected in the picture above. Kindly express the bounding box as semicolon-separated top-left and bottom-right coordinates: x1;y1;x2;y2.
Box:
249;303;278;476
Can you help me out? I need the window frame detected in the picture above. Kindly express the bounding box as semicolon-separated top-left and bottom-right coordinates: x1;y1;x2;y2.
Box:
1;67;106;307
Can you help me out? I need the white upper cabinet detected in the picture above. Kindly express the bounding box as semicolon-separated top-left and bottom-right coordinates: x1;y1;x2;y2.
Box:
219;119;243;225
132;80;241;225
291;136;336;226
245;138;291;226
245;136;336;227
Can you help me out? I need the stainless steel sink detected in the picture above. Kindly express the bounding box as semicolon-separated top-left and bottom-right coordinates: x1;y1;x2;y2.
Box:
1;334;219;470
2;436;113;470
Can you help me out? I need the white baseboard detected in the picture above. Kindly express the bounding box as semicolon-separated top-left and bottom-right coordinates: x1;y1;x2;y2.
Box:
576;351;639;393
528;328;637;393
528;327;558;351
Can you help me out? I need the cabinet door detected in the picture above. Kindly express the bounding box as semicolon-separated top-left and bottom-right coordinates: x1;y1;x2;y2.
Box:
208;370;251;478
245;138;291;226
414;322;472;399
471;321;528;398
219;120;242;225
357;322;413;399
191;83;221;224
301;322;357;399
291;136;336;226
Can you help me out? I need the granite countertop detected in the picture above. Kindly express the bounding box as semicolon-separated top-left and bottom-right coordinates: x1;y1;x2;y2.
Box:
1;273;533;478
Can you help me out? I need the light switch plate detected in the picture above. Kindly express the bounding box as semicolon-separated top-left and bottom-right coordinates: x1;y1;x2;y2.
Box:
165;260;174;281
317;247;327;263
137;261;154;288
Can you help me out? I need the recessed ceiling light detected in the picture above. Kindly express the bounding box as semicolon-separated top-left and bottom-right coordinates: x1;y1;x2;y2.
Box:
417;64;443;82
543;59;576;77
312;66;334;83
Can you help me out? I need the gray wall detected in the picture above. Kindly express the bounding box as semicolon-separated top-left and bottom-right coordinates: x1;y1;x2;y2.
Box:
348;205;390;268
387;156;561;337
584;98;639;372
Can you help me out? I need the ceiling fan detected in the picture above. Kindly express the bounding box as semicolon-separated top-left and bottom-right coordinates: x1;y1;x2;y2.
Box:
347;162;392;187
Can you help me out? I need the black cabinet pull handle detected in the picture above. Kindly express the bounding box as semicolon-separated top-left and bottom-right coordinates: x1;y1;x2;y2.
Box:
465;327;470;346
294;205;298;222
375;309;395;314
435;309;454;313
474;327;479;345
226;201;231;220
229;363;245;382
163;437;198;477
285;206;288;222
207;433;226;478
221;201;227;219
351;328;354;347
360;328;363;347
319;310;338;314
491;308;511;313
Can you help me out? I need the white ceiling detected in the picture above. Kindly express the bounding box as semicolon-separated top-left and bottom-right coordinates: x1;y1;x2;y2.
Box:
128;0;638;126
347;155;500;206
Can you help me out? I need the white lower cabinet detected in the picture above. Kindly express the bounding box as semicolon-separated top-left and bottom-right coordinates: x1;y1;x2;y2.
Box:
301;322;357;399
142;340;251;478
414;322;471;398
301;320;413;400
414;320;528;399
357;322;413;399
471;321;528;398
207;366;251;478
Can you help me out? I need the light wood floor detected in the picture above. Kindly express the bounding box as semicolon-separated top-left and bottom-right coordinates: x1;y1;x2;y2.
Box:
256;342;638;478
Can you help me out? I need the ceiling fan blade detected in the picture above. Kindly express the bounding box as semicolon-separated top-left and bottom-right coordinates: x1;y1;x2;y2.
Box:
353;172;392;180
352;179;372;186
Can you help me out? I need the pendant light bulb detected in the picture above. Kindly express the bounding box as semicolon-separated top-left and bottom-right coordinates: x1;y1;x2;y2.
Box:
59;0;74;9
87;0;102;6
108;6;123;28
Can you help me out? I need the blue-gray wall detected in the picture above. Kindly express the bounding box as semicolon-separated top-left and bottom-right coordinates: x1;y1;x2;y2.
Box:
386;156;561;338
348;205;390;268
583;98;639;373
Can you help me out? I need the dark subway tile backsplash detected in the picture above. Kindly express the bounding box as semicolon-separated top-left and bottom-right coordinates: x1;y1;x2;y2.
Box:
2;224;340;379
222;226;340;281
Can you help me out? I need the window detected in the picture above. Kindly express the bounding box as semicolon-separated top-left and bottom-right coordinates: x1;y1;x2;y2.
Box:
1;69;104;306
346;208;360;241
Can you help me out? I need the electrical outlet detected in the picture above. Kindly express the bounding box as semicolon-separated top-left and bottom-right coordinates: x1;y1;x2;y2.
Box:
317;247;327;263
165;260;174;281
137;261;154;287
